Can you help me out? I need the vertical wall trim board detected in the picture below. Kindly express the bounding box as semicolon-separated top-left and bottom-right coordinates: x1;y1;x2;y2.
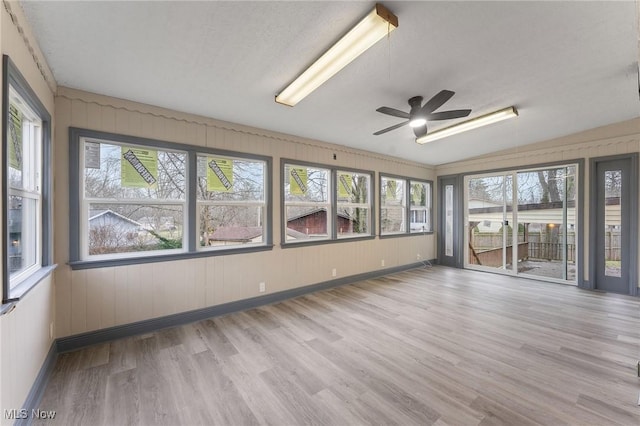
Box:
265;156;274;246
630;153;639;295
187;151;197;252
576;159;586;289
68;128;82;262
587;156;598;290
2;56;9;303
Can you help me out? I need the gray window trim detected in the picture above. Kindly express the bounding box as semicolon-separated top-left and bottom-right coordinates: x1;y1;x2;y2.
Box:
379;173;435;239
2;55;53;303
280;158;375;247
408;178;434;234
69;127;273;270
335;167;376;241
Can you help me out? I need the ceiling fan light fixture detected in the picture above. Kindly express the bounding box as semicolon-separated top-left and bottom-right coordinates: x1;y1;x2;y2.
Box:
409;117;427;128
415;106;518;144
275;3;398;107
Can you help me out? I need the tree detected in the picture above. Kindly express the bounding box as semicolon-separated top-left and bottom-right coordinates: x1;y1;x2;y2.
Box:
537;169;560;203
198;158;265;244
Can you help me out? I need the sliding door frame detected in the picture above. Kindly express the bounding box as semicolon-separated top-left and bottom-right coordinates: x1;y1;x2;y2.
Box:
455;159;585;286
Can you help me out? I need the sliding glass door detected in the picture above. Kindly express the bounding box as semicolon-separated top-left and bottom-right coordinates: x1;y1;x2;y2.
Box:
465;165;577;284
515;166;576;281
466;174;514;272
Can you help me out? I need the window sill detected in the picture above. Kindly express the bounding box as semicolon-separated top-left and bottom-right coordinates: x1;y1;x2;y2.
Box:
69;244;274;270
281;234;375;249
2;264;57;305
380;231;434;239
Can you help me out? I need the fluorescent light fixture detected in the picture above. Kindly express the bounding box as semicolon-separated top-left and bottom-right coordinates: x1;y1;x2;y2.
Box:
275;4;398;107
415;106;519;144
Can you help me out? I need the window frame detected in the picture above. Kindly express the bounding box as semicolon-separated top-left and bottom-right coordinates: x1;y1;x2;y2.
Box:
79;138;189;260
336;169;373;239
196;153;268;252
69;128;272;269
409;179;433;234
2;55;54;304
379;173;433;238
281;159;375;247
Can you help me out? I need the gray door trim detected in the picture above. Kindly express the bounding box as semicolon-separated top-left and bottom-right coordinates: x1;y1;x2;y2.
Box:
437;174;464;268
588;153;638;296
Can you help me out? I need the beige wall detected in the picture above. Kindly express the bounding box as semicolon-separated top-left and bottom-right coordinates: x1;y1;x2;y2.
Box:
54;87;437;338
436;117;640;287
1;1;56;422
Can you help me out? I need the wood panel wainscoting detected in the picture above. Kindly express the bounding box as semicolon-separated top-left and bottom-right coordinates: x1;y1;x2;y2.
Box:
36;267;639;425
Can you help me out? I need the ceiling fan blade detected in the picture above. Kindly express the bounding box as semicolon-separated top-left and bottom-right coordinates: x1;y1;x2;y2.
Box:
376;106;410;119
373;120;409;135
413;124;428;138
428;109;472;120
420;90;455;114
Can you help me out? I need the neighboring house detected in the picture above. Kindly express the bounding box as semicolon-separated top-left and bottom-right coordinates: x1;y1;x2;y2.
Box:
89;209;143;234
468;198;506;232
206;209;358;245
8;208;23;273
207;226;263;246
205;226;311;245
139;216;177;231
287;208;353;236
88;209;156;254
468;199;584;232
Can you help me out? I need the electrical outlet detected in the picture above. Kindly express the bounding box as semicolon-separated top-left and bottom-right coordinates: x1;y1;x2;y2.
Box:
381;259;385;267
417;253;421;260
259;282;266;293
332;268;337;277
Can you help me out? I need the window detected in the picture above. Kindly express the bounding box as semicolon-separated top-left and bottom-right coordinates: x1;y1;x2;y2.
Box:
380;176;406;234
283;163;331;242
410;180;432;233
282;160;374;245
3;55;53;302
336;171;371;238
81;138;187;258
197;155;267;248
70;128;271;267
380;175;433;237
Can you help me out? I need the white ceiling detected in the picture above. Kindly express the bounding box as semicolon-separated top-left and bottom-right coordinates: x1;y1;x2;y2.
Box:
19;1;640;165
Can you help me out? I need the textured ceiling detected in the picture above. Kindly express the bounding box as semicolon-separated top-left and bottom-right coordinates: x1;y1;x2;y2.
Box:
20;1;640;165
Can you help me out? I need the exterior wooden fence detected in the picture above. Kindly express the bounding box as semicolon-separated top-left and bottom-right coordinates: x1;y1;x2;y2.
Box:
527;242;575;261
469;242;529;267
471;231;620;262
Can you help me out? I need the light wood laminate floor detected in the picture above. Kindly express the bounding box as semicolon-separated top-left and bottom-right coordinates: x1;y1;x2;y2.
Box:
36;267;640;425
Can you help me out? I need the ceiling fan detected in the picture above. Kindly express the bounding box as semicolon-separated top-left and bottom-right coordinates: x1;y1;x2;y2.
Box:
374;90;472;138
